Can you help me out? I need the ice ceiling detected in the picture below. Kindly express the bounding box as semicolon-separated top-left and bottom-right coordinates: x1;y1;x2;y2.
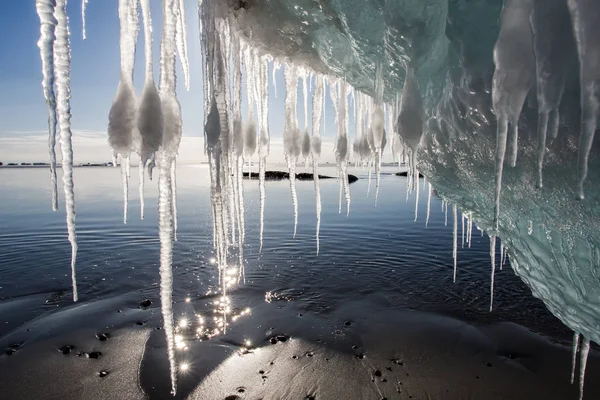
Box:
34;0;599;397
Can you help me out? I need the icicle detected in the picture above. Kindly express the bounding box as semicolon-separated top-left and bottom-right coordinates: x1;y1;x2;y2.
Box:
491;0;535;228
312;75;323;253
82;0;89;40
302;69;308;130
53;0;78;302
35;0;59;212
461;213;465;248
157;151;176;395
171;158;178;241
578;337;590;400
157;0;182;393
567;0;600;200
489;235;496;312
121;156;130;224
284;64;301;237
175;0;190;90
258;55;270;251
414;173;419;221
500;243;504;271
445;201;448;227
571;332;580;384
138;0;163;169
426;182;432;227
452;204;458;282
468;212;473;248
139;162;145;219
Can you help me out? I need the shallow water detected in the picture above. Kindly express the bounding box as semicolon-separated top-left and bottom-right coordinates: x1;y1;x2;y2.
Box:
0;165;569;341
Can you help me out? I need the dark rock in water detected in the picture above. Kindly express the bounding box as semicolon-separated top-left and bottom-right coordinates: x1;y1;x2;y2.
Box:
224;396;240;400
96;333;110;341
344;320;352;326
5;348;16;355
97;370;109;378
356;353;366;359
395;171;425;178
268;334;290;344
9;343;23;349
139;299;152;308
236;387;246;394
58;345;74;355
243;171;358;184
77;351;101;359
374;370;382;377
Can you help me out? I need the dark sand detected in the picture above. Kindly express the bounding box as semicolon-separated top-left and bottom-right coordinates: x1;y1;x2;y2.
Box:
1;292;598;399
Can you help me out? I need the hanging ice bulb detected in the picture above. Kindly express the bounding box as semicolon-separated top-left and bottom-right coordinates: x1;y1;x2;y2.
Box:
397;63;424;188
109;0;141;224
138;0;163;175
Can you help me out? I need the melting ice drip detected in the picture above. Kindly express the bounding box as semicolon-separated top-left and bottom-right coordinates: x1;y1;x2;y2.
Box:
36;0;600;397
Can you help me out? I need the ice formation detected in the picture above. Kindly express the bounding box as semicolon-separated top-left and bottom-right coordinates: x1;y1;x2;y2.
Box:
35;0;600;396
35;0;59;212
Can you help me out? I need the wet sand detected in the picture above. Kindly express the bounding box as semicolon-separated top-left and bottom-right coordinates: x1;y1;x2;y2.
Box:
1;292;598;400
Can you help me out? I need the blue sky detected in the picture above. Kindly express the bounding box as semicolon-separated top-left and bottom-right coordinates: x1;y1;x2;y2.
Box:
0;1;392;165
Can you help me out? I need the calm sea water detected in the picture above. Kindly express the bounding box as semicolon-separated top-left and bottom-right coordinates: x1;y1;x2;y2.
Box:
0;165;569;340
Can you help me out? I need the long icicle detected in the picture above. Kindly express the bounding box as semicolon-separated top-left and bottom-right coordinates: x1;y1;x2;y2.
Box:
579;337;590;400
122;156;130;224
54;0;78;302
312;75;323;253
175;0;189;90
158;0;181;394
158;151;176;395
171;158;178;241
571;332;580;384
82;0;89;40
453;204;458;283
36;0;59;213
139;161;145;219
489;235;496;312
426;182;432;227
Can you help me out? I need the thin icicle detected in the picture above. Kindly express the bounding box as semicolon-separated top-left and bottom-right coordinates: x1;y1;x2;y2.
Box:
257;56;270;251
302;69;308;130
461;213;465;248
283;64;301;237
571;332;580;384
175;0;190;90
426;182;432;227
121;156;130;224
578;337;590;400
35;0;59;212
53;0;78;302
139;162;145;219
414;172;419;221
82;0;89;40
171;158;178;241
453;204;458;283
489;235;496;312
445;201;448;227
312;75;323;253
